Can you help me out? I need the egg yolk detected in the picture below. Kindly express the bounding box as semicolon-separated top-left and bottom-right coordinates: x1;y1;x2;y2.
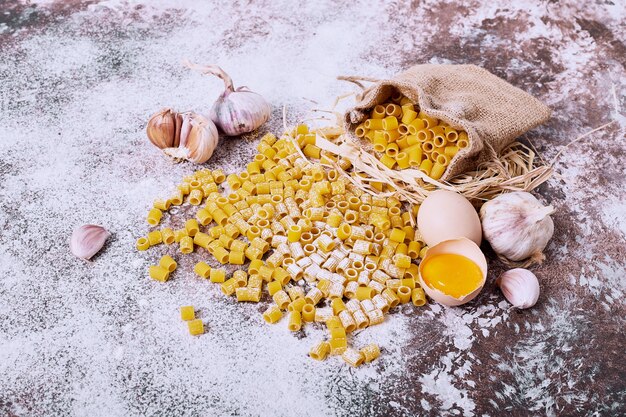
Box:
421;253;483;298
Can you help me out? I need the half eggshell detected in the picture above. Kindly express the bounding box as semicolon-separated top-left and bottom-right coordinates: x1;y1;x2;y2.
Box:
418;237;488;306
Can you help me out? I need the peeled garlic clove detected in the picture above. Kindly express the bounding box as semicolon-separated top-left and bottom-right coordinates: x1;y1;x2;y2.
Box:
184;61;271;136
69;224;111;260
497;268;540;309
163;112;218;164
146;108;176;149
479;191;555;264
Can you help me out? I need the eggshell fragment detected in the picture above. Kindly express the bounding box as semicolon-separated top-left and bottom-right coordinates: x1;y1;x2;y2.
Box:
417;190;482;247
418;238;487;306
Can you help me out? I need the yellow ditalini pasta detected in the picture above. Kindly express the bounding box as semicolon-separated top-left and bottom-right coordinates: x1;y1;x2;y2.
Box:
180;305;195;321
355;93;467;179
138;123;433;362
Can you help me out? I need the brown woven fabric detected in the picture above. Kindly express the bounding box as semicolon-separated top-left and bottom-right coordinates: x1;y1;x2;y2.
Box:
343;64;551;180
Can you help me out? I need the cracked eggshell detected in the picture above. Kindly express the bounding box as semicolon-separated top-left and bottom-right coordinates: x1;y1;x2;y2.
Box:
417;190;482;247
418;237;488;306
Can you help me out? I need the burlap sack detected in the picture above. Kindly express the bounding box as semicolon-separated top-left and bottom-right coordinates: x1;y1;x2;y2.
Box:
343;64;551;180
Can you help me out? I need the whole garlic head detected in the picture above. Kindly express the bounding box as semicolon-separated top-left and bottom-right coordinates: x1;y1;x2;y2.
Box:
480;191;555;264
184;61;271;136
146;109;218;164
497;268;540;309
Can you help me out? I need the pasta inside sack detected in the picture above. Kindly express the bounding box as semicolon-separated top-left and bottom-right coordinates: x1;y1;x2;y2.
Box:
137;126;427;367
343;64;551;181
354;93;466;179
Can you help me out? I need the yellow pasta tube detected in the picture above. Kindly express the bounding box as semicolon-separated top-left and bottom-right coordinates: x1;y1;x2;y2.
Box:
383;129;400;142
379;154;396;170
430;162;446;180
411;287;427;306
287;225;302;242
288;311;302;331
356;286;374;300
408;118;426;135
209;268;225;283
382;116;398;131
364;119;384;130
302;304;315;322
180;305;195;321
382;288;400;308
263;305;283;324
408;241;421;259
372;131;387;153
147;208;162;226
385;103;402;117
372;105;386;119
149;265;169;282
354;124;366;138
436;153;451;166
153;199;171;211
309;341;330;361
236;287;261;302
228;251;245;265
457;131;469;148
213;247;229;263
331;298;347;315
329;337;348;355
444;146;459;157
444;126;458;142
188;189;203;206
273;290;291;310
288;297;307;312
419;159;433;176
194;261;211;279
179;236;194;254
136;237;150;251
159;255;177;272
360;344;380;363
395;152;410;169
397;124;409;135
303;144;321;159
397;286;412;303
401;109;418;124
185;219;199;237
342;348;365;367
385;142;399;158
187;319;204;336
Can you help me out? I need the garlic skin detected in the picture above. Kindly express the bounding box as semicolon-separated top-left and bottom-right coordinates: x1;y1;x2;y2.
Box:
184;61;271;136
497;268;540;309
147;109;218;164
163;113;218;163
70;224;111;260
480;192;555;264
146;108;177;148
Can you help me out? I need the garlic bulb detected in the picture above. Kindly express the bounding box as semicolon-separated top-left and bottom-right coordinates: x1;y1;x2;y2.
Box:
497;268;540;309
70;224;111;260
184;61;271;136
146;110;218;164
480;192;555;264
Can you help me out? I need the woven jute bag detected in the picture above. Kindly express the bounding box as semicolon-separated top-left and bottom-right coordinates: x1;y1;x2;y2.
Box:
343;64;551;180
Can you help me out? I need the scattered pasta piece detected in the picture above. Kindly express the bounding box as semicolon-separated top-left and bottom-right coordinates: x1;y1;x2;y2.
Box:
180;306;195;321
187;319;204;336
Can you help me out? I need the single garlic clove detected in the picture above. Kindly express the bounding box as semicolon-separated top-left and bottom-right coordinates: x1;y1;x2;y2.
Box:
162;112;218;164
185;113;219;163
146;108;177;149
69;224;111;260
496;268;540;309
184;61;271;136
